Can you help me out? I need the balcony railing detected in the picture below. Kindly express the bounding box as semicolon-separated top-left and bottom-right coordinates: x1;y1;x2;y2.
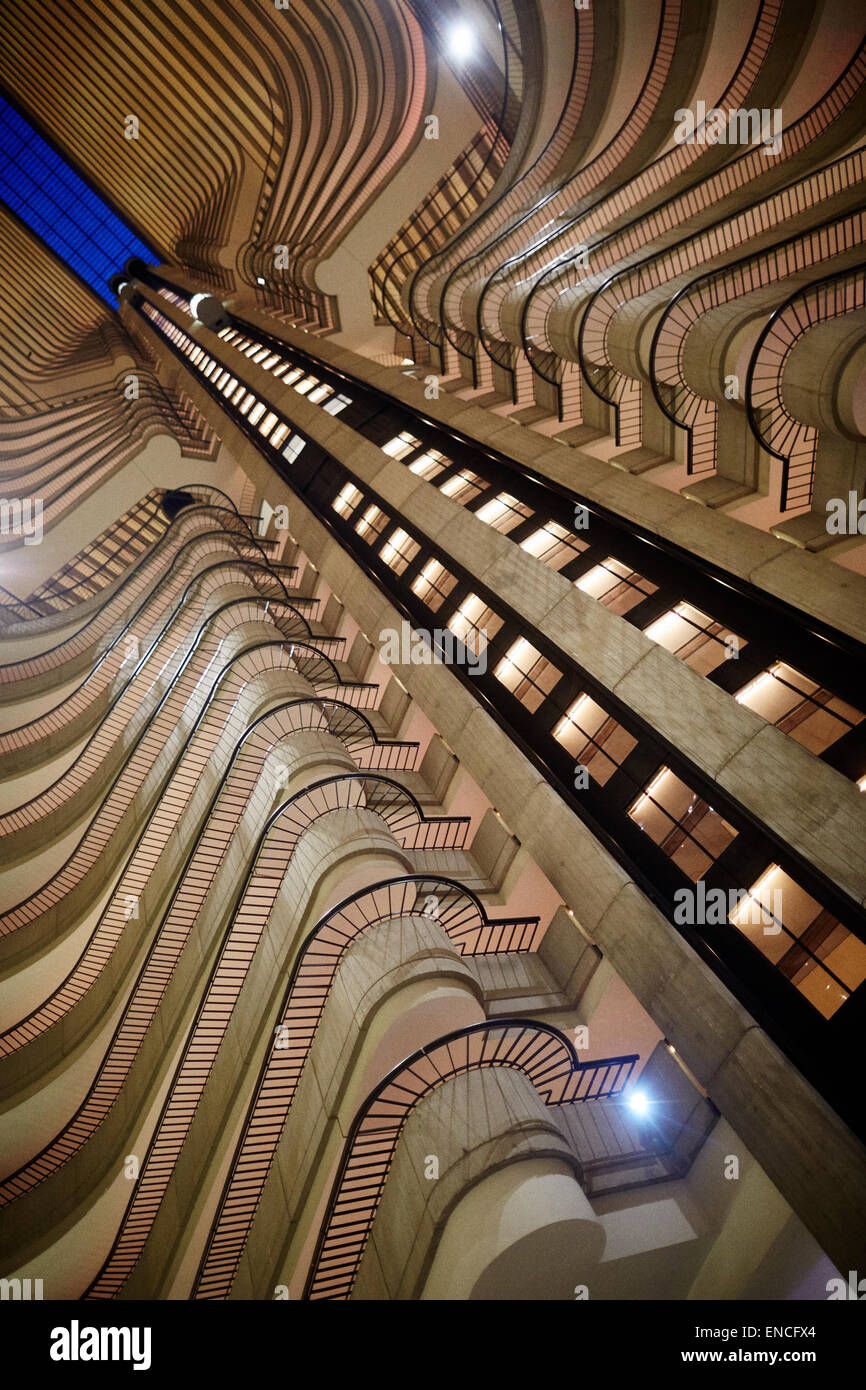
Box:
746;263;866;510
305;1018;637;1300
191;872;540;1298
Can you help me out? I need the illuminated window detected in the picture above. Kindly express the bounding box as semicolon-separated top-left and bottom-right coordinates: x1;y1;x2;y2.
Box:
323;393;352;416
382;431;421;459
270;423;290;449
333;483;363;518
735;663;863;754
576;557;658;615
628;767;737;880
553;695;637;786
408;448;448;480
520;522;589;570
293;375;319;395
248;401;266;426
447;594;502;657
355;504;389;542
729;865;865;1019
258;411;279;438
238;392;257;415
411;559;456;611
475;492;534;534
494;638;561;712
380;527;420;574
440;469;485;504
282;435;305;465
644;602;741;675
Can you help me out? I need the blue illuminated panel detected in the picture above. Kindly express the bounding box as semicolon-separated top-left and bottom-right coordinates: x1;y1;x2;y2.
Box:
0;92;154;304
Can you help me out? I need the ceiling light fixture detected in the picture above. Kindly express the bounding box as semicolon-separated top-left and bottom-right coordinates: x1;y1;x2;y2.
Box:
447;21;475;61
627;1090;650;1117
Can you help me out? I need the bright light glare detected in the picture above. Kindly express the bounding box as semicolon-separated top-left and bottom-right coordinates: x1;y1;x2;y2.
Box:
189;293;208;319
448;21;475;61
627;1090;650;1117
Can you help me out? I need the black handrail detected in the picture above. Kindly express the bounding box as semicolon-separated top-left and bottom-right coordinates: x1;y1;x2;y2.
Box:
192;871;540;1298
646;169;866;469
0;504;268;672
529;40;866;411
745;261;866;509
0;652;398;1203
304;1017;638;1299
0;531;283;737
0;566;311;830
24;483;246;607
1;697;411;1054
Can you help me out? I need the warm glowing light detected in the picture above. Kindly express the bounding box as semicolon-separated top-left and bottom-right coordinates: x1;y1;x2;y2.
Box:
520;529;550;558
729;864;781;926
735;670;774;704
630;767;670;815
476;497;509;527
644;610;682;647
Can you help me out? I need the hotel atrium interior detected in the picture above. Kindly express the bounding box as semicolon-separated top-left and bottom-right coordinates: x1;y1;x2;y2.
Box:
0;0;865;1305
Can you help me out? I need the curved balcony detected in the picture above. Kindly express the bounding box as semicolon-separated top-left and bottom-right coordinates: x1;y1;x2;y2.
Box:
83;775;476;1296
240;0;428;332
0;534;282;768
0;504;268;686
416;0;693;375
304;1019;635;1299
0;691;412;1101
0;563;305;843
647;152;866;481
0;683;475;1277
0;586;315;952
0;647;397;1219
468;0;785;395
398;0;589;362
0;336;219;546
529;45;866;426
193;871;540;1299
746;263;866;511
21;486;246;617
